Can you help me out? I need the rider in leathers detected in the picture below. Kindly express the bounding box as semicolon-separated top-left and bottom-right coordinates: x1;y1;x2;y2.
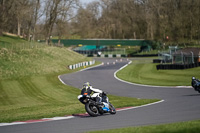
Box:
78;82;108;104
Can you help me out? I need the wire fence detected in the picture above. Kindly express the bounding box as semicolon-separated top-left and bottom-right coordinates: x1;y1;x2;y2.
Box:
156;47;200;70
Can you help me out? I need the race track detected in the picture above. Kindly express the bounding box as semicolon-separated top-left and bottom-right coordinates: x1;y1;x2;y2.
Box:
1;58;200;133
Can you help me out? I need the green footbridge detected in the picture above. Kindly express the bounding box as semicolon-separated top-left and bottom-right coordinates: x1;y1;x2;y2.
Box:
52;39;155;57
52;39;153;46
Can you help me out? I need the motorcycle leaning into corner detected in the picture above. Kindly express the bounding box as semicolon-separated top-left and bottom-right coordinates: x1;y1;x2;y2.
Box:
191;77;200;93
78;91;116;117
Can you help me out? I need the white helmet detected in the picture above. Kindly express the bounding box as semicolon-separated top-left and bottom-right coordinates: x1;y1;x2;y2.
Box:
83;82;90;89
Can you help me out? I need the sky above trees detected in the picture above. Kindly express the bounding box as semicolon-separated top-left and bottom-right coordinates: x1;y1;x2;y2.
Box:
0;0;200;44
80;0;97;4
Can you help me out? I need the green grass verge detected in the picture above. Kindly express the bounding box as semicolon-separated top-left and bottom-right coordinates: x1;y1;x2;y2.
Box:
0;46;92;79
0;73;158;123
0;35;27;45
0;36;158;123
0;74;82;122
117;58;199;86
87;120;200;133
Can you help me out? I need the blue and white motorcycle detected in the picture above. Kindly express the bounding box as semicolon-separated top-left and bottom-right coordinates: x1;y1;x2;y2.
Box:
78;92;116;117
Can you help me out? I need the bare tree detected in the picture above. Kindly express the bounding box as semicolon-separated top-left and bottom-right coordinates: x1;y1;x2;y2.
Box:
32;0;43;41
1;0;200;44
0;0;5;35
14;0;30;36
44;0;78;45
55;0;77;43
74;1;100;38
0;0;18;35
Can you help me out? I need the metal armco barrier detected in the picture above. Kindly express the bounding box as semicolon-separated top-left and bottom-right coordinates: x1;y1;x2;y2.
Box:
68;60;95;70
88;54;127;58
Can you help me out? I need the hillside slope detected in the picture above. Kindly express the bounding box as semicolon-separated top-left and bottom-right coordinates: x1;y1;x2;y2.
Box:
0;46;91;79
0;36;156;123
0;35;92;122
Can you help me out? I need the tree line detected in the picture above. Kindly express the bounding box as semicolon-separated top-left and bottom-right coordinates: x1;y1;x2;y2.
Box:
0;0;78;44
0;0;200;44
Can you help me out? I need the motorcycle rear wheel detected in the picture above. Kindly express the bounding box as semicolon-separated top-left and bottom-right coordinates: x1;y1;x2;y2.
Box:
85;102;99;117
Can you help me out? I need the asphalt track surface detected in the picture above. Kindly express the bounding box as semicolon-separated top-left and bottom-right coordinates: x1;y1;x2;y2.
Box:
1;58;200;133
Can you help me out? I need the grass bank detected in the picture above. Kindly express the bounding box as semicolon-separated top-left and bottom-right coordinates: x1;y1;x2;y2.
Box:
0;35;27;45
0;73;158;122
0;46;91;79
0;45;92;122
0;36;158;123
87;120;200;133
117;58;200;86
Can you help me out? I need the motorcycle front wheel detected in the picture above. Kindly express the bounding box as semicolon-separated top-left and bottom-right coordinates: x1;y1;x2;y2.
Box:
109;102;116;114
85;102;99;117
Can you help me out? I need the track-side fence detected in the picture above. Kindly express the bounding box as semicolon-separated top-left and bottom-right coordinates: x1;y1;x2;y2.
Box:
68;60;95;70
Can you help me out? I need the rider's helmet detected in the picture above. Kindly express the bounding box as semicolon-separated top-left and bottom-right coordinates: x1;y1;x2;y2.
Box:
83;82;90;89
192;77;196;80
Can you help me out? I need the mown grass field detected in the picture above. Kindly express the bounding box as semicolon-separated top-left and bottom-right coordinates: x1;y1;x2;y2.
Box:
0;43;93;122
88;120;200;133
0;35;27;45
117;58;200;86
0;73;158;123
0;46;91;79
0;36;158;123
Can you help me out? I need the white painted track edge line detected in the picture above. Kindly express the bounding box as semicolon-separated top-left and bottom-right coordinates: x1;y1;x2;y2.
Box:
0;100;165;127
117;100;165;112
0;116;75;127
0;60;185;127
79;63;103;72
58;75;67;85
58;63;104;86
114;61;192;88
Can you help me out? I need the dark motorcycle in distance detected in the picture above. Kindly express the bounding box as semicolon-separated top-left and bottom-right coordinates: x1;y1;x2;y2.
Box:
78;92;116;117
191;77;200;93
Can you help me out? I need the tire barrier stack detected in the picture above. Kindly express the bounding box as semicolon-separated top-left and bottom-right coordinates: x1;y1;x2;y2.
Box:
129;54;158;57
156;62;200;70
153;59;162;63
153;59;172;63
87;54;127;58
88;54;157;58
68;60;95;70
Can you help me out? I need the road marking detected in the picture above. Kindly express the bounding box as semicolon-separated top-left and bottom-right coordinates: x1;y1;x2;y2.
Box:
116;100;164;112
79;63;104;72
58;63;104;85
0;116;75;127
114;61;192;88
58;75;67;85
0;100;164;127
0;59;179;127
